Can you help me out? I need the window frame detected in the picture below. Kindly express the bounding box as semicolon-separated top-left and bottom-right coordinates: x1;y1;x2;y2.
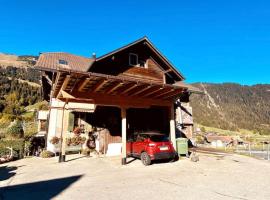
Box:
129;53;139;66
58;59;68;65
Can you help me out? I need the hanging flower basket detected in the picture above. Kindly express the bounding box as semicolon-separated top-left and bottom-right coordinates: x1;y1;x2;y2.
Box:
66;136;86;146
50;136;60;145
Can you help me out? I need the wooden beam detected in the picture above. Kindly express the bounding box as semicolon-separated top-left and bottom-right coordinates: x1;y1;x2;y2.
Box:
91;79;108;92
52;72;61;97
106;82;124;94
129;85;151;97
70;91;172;107
78;78;90;92
142;87;164;98
57;75;71;98
119;83;139;95
153;89;175;98
59;105;69;162
162;89;183;99
163;69;172;73
44;74;52;85
62;75;71;90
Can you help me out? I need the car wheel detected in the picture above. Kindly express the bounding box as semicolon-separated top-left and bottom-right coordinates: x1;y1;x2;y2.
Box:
140;152;151;166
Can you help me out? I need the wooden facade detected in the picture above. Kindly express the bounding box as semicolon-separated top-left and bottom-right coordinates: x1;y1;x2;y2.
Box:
36;37;190;164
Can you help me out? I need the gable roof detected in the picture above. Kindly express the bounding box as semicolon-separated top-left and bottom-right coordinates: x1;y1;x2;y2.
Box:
35;52;94;72
34;37;185;81
95;36;185;80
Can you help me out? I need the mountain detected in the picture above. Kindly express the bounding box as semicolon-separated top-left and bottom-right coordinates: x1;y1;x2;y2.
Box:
0;54;42;117
1;53;269;135
190;83;270;135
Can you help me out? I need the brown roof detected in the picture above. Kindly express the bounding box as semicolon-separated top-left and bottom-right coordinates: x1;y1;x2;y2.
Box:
174;81;204;94
35;52;94;72
206;135;233;143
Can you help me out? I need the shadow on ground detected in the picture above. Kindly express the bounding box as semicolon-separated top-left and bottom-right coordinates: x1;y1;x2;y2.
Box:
0;165;24;181
0;175;83;200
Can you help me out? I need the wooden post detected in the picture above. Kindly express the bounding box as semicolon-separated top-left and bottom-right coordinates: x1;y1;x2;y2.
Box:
267;142;270;160
59;102;69;162
121;107;127;165
170;105;176;149
249;142;251;156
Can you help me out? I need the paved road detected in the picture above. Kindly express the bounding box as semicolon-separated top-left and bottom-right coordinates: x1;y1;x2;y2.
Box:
1;153;270;200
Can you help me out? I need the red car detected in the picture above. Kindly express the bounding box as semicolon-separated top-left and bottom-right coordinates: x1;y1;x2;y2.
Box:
126;132;177;165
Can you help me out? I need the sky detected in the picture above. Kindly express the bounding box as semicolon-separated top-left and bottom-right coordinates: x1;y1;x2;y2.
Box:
1;0;270;85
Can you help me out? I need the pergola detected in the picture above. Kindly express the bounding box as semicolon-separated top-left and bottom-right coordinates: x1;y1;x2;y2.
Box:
46;68;187;164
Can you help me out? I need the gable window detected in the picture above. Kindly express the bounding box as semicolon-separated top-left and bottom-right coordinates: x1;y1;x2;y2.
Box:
129;53;138;66
59;59;68;65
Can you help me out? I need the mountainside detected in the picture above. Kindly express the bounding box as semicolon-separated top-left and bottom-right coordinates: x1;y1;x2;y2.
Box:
190;83;270;134
1;53;269;135
0;54;42;117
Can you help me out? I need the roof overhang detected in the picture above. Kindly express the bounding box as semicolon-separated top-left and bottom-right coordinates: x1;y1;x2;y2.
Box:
49;69;188;108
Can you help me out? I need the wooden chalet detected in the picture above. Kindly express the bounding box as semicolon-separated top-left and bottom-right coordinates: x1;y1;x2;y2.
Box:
35;37;194;164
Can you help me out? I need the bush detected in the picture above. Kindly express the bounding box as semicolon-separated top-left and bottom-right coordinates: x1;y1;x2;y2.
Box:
0;139;24;158
38;101;49;110
40;150;54;158
81;149;90;156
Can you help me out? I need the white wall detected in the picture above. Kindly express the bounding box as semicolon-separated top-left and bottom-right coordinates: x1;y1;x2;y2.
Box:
47;98;65;152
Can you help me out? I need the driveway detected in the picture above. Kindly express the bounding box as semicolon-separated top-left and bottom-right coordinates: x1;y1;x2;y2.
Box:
1;153;270;200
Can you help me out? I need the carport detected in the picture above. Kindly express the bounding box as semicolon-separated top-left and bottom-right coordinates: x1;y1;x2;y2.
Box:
45;69;187;164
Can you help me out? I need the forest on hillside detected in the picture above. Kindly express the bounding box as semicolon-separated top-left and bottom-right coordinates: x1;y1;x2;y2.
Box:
190;83;270;135
0;66;42;115
0;60;46;159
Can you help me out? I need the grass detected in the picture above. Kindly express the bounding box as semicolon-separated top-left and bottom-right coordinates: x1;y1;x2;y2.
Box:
24;101;48;111
196;124;270;143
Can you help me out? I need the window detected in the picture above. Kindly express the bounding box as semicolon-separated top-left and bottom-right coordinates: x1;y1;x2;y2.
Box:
129;53;138;66
59;59;68;65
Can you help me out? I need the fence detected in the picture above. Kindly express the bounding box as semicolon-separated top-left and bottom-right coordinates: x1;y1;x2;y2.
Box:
235;142;270;161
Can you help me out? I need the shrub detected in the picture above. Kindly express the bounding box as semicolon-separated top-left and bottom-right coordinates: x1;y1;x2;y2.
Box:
38;101;49;110
40;150;54;158
81;149;90;156
0;139;23;158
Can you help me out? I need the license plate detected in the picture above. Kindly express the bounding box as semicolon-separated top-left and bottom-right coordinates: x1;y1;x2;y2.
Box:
159;146;168;151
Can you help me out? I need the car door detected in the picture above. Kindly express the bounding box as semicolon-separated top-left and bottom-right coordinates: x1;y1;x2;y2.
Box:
132;135;144;156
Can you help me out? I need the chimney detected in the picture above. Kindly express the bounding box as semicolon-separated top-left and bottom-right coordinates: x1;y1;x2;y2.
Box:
92;53;96;59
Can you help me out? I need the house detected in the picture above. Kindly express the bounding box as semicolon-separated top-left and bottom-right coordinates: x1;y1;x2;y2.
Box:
205;134;233;147
35;37;196;164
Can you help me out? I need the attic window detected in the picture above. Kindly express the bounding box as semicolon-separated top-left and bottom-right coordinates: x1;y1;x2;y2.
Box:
129;53;138;66
59;59;68;65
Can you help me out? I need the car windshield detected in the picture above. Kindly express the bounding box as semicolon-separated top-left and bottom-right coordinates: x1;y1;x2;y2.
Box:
150;135;169;142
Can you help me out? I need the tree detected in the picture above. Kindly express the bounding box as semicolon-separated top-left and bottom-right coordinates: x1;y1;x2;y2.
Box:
7;120;24;139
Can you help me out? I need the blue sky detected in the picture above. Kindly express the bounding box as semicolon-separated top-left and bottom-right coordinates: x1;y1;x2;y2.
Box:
1;0;270;85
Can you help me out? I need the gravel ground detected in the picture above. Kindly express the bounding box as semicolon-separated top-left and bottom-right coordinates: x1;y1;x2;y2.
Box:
1;153;270;200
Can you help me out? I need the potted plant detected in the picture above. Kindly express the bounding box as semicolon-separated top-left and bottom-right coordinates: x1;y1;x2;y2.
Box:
50;136;60;145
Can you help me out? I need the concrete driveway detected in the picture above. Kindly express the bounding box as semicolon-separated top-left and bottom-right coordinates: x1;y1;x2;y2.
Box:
1;153;270;200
